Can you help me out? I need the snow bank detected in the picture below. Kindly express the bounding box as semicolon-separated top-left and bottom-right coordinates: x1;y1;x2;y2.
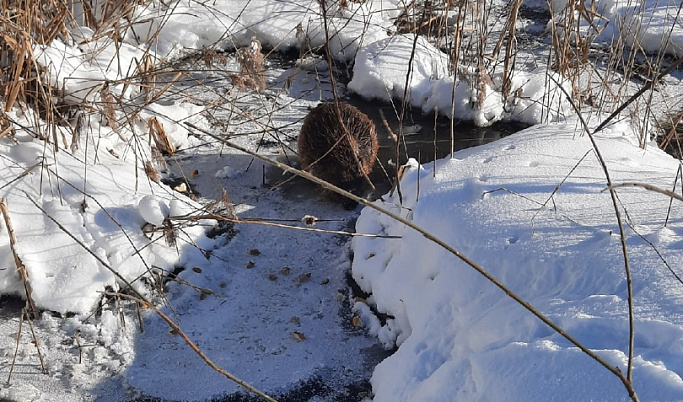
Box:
3;23;211;315
348;34;573;126
352;122;683;401
127;0;399;61
552;0;683;57
0;107;212;315
347;34;450;104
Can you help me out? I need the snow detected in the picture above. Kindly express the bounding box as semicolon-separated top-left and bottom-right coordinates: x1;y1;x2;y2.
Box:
348;34;450;103
352;121;683;401
128;0;400;60
348;34;574;126
0;0;682;401
138;195;169;226
0;110;205;315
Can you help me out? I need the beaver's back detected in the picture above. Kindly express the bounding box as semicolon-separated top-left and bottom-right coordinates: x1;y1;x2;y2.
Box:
297;102;378;193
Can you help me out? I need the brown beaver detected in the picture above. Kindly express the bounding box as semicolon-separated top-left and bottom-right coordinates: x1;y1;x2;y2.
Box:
297;102;378;200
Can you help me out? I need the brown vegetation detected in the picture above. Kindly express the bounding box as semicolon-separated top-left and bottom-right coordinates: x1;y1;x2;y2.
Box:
230;37;266;92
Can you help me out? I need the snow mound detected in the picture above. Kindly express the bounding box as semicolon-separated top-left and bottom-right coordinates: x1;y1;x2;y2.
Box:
129;0;398;61
352;122;683;401
348;34;450;103
348;34;572;126
139;195;170;226
0;109;211;315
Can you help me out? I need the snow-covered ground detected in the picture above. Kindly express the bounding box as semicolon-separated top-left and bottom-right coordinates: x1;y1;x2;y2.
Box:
352;121;683;401
0;0;682;401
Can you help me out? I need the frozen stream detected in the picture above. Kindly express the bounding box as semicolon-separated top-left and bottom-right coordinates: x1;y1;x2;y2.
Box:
143;51;531;401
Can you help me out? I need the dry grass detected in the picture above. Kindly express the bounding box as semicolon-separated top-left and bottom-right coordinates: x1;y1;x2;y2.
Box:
545;0;683;147
658;110;683;158
148;116;175;155
1;0;66;115
231;37;267;93
1;0;139;147
0;0;184;155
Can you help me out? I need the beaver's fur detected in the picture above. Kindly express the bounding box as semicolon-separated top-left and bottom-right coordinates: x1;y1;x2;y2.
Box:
297;102;378;197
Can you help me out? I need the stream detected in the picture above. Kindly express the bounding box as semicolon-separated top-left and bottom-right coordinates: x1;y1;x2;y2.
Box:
150;48;534;402
348;94;530;195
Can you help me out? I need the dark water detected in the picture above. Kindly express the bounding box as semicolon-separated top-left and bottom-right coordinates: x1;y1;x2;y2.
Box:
264;50;529;166
252;51;532;195
345;94;530;195
0;294;24;319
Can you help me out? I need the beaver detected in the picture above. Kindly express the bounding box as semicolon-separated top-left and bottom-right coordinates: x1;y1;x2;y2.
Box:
297;102;378;201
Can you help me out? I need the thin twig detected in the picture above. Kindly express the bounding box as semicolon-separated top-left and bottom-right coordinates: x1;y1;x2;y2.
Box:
625;220;683;286
74;330;83;364
170;213;401;239
396;32;422;205
664;164;682;227
7;308;23;385
593;56;683;135
23;308;48;374
607;182;683;203
530;149;594;231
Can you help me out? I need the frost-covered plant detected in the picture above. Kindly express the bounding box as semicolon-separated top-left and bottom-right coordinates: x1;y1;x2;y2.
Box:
231;37;266;93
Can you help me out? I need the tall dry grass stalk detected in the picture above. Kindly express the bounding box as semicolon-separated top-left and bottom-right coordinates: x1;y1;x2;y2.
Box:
547;0;683;148
492;0;523;99
0;0;148;149
1;0;67;114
